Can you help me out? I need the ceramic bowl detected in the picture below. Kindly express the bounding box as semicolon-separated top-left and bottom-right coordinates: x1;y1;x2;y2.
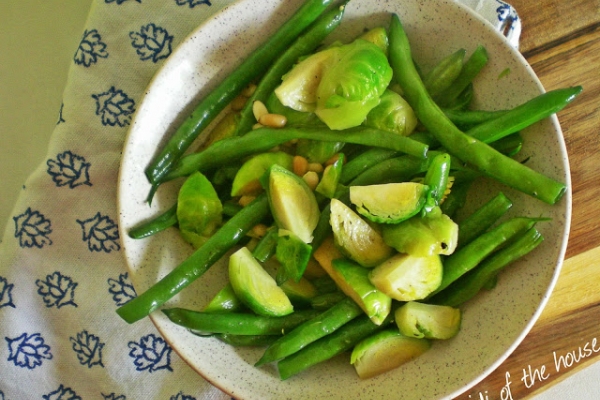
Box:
118;0;571;398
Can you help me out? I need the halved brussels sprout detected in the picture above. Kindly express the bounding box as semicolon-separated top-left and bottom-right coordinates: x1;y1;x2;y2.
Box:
395;301;461;340
177;171;223;248
231;151;294;197
349;182;429;224
329;198;393;267
351;328;431;379
229;247;293;317
266;164;320;244
369;252;443;301
363;89;418;136
382;212;458;256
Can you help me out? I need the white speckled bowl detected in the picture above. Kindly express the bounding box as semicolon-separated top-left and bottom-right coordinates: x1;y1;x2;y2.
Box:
118;0;571;398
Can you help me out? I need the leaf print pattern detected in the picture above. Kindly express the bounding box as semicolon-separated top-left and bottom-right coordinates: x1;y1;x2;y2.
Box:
130;24;173;63
170;392;197;400
175;0;212;8
496;0;519;26
70;330;104;368
76;212;121;253
92;87;136;127
5;332;53;369
57;103;66;125
36;271;78;308
128;334;173;372
0;276;15;309
47;151;92;188
74;29;108;67
108;272;136;306
42;385;81;400
102;394;127;400
13;208;52;248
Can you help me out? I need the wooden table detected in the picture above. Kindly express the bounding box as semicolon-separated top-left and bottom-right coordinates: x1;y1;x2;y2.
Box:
455;0;600;398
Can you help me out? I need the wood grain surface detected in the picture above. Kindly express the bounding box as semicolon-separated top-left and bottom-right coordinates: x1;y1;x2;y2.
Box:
455;1;600;398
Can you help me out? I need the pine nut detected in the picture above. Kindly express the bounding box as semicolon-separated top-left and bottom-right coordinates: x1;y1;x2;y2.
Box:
259;113;287;128
252;100;269;122
325;153;341;166
251;223;269;238
238;195;256;207
307;162;324;174
293;155;309;176
241;83;257;97
303;171;319;191
231;94;247;111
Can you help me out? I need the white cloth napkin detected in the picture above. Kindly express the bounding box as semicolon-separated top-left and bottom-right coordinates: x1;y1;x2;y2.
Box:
0;1;519;399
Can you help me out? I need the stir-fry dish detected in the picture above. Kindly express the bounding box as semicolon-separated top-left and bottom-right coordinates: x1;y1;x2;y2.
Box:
117;0;581;380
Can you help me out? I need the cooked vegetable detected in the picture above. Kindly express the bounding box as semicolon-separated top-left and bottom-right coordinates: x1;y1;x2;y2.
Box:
382;212;458;257
349;182;428;224
229;246;294;317
117;194;270;323
275;229;313;283
128;203;177;239
231;152;294;197
395;301;461;339
429;216;543;297
233;3;348;137
203;283;244;313
277;314;392;380
256;297;362;366
329;198;393;267
177;171;223;248
163;307;320;336
276;38;393;130
431;227;544;307
144;0;338;188
368;252;443;301
351;328;431;379
457;192;513;247
330;258;392;325
388;13;568;204
265;164;320;244
423;48;466;99
363;89;418;136
163;126;428;182
315;153;345;198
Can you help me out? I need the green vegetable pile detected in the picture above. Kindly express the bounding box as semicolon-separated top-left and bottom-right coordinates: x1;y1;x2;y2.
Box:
118;0;582;381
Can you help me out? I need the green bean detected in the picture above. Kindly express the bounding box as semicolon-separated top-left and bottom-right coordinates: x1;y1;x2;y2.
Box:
144;0;338;186
423;48;466;98
428;216;542;297
213;333;281;347
422;153;451;211
252;225;279;263
116;194;270;324
457;192;513;247
277;314;391;380
128;204;177;239
256;297;363;366
163;308;321;335
310;291;347;310
389;14;567;204
467;87;583;144
436;45;489;107
440;179;473;218
488;132;523;157
234;3;348;137
340;148;398;185
162;126;429;182
443;108;509;130
431;227;544;307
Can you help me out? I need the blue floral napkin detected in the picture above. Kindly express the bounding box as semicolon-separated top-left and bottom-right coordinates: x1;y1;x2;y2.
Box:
0;1;519;399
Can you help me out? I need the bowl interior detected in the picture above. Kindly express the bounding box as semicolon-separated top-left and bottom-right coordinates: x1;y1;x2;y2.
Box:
118;0;571;398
